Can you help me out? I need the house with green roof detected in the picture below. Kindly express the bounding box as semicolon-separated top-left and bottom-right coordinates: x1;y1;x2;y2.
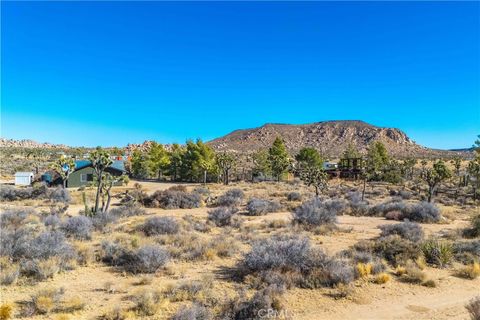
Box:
65;160;126;188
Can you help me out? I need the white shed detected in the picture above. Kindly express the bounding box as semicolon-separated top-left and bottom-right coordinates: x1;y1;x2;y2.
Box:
14;172;34;186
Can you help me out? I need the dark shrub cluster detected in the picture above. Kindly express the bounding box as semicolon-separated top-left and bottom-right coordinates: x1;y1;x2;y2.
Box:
216;189;244;207
345;192;370;216
239;235;354;288
245;198;281;216
221;285;284;320
109;203;146;217
101;241;169;274
141;216;180;236
466;296;480;320
91;211;119;231
172;303;211;320
373;236;421;266
379;222;424;243
0;184;70;203
292;198;346;227
142;190;201;209
61;216;93;240
369;200;441;223
389;189;412;200
464;214;480;238
286;192;302;201
207;207;238;227
453;240;480;264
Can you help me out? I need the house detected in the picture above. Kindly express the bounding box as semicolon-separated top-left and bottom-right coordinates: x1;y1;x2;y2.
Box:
15;172;34;186
65;160;126;188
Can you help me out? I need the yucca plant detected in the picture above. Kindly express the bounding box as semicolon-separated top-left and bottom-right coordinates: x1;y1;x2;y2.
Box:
422;239;453;268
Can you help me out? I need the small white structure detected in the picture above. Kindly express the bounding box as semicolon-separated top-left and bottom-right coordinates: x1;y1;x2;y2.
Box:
14;172;34;186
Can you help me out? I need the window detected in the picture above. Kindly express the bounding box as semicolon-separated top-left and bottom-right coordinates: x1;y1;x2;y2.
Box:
80;174;88;182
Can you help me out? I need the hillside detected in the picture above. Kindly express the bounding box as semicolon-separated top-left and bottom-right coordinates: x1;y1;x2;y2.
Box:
208;120;466;158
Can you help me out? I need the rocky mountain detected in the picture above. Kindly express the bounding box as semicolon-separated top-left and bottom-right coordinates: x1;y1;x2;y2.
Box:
0;138;69;149
208;120;465;158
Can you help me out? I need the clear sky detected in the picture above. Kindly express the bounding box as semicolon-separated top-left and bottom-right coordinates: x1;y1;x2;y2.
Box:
1;1;479;149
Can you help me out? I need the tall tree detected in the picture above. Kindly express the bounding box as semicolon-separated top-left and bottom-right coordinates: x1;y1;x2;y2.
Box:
252;150;271;180
51;155;76;188
268;137;291;182
148;142;170;180
89;147;113;213
168;143;185;182
295;147;323;170
467;135;480;200
421;160;452;202
342;143;361;159
216;153;235;185
130;150;150;179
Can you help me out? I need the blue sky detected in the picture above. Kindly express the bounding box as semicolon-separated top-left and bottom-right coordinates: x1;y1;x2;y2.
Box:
1;1;479;149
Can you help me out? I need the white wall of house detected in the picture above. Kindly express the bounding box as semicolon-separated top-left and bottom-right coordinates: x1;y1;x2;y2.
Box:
14;172;34;186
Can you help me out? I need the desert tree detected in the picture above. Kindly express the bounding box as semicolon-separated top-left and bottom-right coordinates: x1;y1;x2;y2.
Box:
268;137;291;182
216;152;235;185
251;150;271;180
181;139;216;183
342;143;361;159
401;157;417;180
51;155;76;188
467;135;480;200
295;147;323;170
148;142;170;180
301;165;329;197
100;173;129;213
89;147;113;213
168;143;185;182
130;150;150;179
420;160;452;203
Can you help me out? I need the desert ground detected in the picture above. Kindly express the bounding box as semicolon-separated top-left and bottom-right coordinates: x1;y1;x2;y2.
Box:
0;178;479;320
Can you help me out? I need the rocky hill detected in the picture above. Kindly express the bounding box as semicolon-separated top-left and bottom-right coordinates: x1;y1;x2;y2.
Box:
0;138;69;149
208;120;466;158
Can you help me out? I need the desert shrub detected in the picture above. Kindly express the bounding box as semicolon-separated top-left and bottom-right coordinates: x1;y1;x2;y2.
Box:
23;287;65;316
371;200;441;223
374;273;391;284
457;262;480;279
109;204;146;217
141;217;179;236
400;261;428;284
340;249;386;275
192;187;210;196
0;185;49;201
101;241;169;274
245;198;281;216
240;235;353;288
374;235;421;266
464;214;480;238
91;211;119;231
43;215;61;229
183;215;211;233
407;202;441;223
422;239;453;267
379;222;424;243
143;190;201;209
390;189;412;200
292;198;345;227
21;257;61;280
453;240;480;264
0;303;14;320
28;231;74;260
61;216;93;240
286;192;302;201
0;208;37;229
221;285;284;320
466;296;480;320
131;289;162;316
207;207;238;227
172;303;211;320
216;189;244;207
0;265;19;285
48;187;71;203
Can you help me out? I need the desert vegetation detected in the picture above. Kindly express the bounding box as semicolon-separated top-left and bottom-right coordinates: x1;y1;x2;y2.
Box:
0;136;479;319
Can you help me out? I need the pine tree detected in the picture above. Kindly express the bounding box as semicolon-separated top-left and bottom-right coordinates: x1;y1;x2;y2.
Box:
268;137;291;182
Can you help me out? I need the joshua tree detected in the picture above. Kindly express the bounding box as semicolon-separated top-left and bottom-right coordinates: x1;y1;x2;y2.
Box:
421;160;452;202
101;173;128;213
90;147;113;213
216;153;235;185
51;155;76;188
300;166;329;197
